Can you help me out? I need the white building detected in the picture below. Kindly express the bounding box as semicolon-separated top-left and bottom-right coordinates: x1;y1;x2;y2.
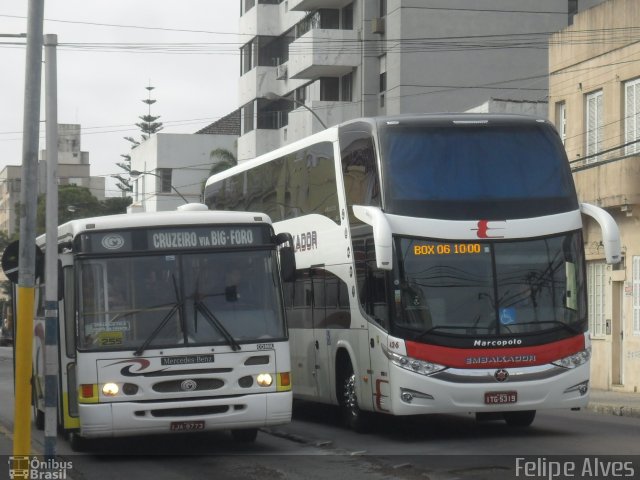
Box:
129;111;239;212
237;0;605;161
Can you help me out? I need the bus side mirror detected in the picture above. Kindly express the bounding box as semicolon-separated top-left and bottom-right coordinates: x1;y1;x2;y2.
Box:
275;232;296;282
580;203;621;264
58;260;64;301
352;205;393;270
225;285;238;302
1;240;45;283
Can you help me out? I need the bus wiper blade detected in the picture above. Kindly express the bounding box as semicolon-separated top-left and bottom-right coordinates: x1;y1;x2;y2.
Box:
506;320;583;334
134;303;180;357
194;299;241;351
415;325;470;339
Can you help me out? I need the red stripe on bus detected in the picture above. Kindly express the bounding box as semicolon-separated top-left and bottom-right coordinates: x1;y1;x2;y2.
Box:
405;335;585;369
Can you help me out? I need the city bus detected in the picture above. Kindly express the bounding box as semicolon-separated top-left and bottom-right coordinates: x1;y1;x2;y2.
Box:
204;114;621;431
26;204;294;450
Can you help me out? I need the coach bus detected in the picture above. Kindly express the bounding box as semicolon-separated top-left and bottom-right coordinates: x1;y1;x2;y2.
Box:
25;204;294;450
204;114;620;431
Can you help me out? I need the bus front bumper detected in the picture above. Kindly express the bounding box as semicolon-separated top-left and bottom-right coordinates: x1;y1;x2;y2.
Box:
77;391;292;438
375;362;590;416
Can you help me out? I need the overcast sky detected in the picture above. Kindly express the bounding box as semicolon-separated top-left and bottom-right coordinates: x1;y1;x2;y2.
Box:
1;1;240;197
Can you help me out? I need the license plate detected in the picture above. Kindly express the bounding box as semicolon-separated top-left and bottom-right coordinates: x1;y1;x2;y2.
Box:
170;421;205;432
484;391;517;405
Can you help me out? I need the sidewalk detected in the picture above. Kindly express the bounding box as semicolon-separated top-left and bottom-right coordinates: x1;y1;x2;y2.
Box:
587;388;640;418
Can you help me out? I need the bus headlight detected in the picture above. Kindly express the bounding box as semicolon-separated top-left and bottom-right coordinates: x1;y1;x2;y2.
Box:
256;373;273;387
552;347;591;369
382;345;446;376
102;383;120;396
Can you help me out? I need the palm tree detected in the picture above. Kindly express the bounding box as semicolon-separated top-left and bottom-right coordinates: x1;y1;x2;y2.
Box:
209;148;237;176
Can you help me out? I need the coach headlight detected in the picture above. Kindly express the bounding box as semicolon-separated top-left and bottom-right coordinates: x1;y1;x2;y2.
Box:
256;373;273;387
552;347;591;369
382;344;446;376
102;382;120;396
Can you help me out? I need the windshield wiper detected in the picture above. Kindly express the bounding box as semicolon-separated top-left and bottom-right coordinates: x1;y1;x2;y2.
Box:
134;275;183;357
193;299;241;351
415;325;472;339
133;303;180;356
504;320;583;335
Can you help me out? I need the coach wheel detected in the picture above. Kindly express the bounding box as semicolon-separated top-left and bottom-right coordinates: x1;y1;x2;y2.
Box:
340;362;369;433
503;410;536;427
231;428;258;443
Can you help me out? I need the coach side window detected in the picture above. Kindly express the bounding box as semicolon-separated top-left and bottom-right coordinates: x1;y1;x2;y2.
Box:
341;131;381;224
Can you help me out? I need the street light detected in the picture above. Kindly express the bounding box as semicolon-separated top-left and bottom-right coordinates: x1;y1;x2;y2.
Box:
129;170;189;204
263;91;328;130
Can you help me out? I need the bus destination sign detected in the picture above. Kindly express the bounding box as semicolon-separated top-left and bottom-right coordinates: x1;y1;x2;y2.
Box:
80;226;269;253
413;242;487;256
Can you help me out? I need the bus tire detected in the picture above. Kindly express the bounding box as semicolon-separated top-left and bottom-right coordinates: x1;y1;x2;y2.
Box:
339;361;369;433
231;428;258;443
503;410;536;427
31;376;44;431
69;431;90;452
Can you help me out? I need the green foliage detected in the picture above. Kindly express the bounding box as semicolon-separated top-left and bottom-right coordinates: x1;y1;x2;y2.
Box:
201;148;238;195
35;185;132;235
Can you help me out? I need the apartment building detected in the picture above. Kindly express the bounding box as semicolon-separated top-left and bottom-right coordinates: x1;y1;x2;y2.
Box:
237;0;604;161
549;0;640;392
0;124;105;237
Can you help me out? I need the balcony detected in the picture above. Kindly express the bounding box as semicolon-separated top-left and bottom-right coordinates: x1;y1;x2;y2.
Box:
572;154;640;208
288;28;359;80
239;66;282;106
289;0;352;11
239;2;282;37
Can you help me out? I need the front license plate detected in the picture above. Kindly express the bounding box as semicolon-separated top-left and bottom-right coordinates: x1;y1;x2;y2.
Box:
484;391;517;405
170;421;205;432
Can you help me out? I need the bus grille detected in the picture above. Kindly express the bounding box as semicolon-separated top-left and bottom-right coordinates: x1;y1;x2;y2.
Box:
152;378;224;393
150;405;230;417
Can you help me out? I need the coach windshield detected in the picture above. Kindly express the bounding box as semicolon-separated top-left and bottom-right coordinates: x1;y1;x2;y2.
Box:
391;231;587;343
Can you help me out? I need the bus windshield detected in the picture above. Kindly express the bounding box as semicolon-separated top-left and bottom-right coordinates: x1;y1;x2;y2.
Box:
392;231;586;339
379;121;578;220
77;250;285;350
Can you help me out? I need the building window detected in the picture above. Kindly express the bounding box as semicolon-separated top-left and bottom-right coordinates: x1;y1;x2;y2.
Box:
380;0;387;17
341;72;353;102
568;0;578;25
587;262;606;336
585;90;603;163
240;39;254;75
624;78;640;155
242;101;255;134
379;54;387;108
556;101;567;145
634;256;640;335
157;168;172;193
342;3;354;29
320;77;340;101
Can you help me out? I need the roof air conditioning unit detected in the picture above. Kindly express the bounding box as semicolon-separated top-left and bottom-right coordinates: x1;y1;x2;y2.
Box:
371;17;385;34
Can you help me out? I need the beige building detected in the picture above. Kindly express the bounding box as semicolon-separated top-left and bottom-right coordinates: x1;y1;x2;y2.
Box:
549;0;640;393
0;124;106;237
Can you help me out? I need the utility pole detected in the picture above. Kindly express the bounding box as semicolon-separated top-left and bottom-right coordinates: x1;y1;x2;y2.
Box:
14;0;45;461
44;32;59;460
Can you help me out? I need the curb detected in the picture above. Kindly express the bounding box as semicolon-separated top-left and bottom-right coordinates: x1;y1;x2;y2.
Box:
586;403;640;419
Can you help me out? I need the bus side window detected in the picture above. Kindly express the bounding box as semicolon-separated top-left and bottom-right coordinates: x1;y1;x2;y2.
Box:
63;266;76;357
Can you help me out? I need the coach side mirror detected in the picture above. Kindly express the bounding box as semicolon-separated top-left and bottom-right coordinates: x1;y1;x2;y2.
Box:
580;203;621;264
1;240;45;283
225;285;238;302
275;232;296;282
352;205;392;270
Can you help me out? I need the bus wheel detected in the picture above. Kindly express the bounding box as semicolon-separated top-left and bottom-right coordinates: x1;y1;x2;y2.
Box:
503;410;536;427
340;364;369;433
231;428;258;443
31;380;44;431
69;431;90;452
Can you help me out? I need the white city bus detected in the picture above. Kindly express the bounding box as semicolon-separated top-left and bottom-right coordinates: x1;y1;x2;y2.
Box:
204;114;620;431
28;204;295;449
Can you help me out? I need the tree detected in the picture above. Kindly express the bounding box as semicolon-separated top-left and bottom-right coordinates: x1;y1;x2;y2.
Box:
201;148;238;195
35;185;132;234
115;83;164;194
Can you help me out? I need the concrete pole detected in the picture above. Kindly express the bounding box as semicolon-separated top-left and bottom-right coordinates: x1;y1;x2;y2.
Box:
14;0;44;459
44;33;59;460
